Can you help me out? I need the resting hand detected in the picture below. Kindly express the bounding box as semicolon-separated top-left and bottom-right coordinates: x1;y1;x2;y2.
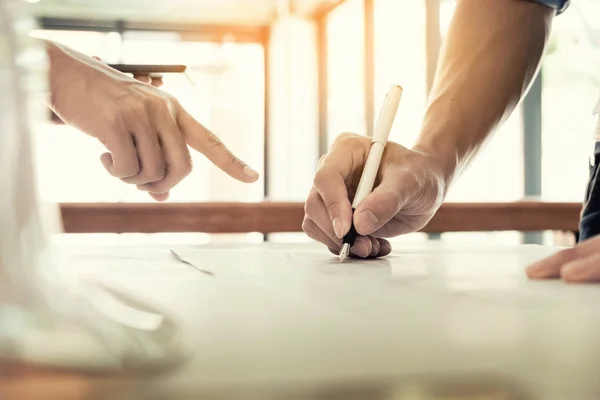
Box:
303;133;447;259
526;235;600;283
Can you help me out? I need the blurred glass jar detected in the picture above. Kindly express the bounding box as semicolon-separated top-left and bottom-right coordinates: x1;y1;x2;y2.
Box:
0;0;58;356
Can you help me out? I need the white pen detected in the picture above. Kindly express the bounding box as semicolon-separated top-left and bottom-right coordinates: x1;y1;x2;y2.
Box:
339;84;403;262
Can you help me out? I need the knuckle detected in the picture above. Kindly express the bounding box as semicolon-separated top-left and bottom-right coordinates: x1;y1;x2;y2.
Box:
313;170;330;189
301;218;315;237
317;154;327;167
332;133;371;158
383;189;403;210
122;96;146;115
158;98;176;117
122;106;145;124
98;135;110;147
369;237;380;254
150;170;166;182
141;166;166;182
335;132;355;142
231;156;245;168
204;132;224;149
560;247;579;262
142;95;157;109
101;110;121;128
181;157;193;176
169;156;193;178
166;96;180;114
151;168;167;181
304;191;321;219
103;111;122;130
137;183;168;196
369;190;402;218
163;92;178;104
333;132;361;146
147;184;169;195
149;96;169;113
119;164;140;178
322;197;340;213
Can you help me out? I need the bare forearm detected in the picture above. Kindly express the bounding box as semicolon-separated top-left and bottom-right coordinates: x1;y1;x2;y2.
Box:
414;0;554;187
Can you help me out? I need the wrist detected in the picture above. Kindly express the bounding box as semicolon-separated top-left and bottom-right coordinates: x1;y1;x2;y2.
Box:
412;135;460;190
45;41;109;113
46;41;79;109
412;103;488;189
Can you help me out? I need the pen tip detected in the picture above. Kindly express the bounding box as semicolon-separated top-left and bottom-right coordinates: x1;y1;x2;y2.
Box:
339;244;350;263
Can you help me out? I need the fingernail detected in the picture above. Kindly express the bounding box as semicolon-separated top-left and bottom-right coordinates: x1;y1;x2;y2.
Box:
525;262;559;280
333;218;343;238
525;265;541;279
243;166;259;180
356;210;379;234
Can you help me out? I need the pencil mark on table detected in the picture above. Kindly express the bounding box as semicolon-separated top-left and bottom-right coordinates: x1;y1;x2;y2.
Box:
169;249;214;276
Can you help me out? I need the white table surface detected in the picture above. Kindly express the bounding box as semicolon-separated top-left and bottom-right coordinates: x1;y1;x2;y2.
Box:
54;242;600;399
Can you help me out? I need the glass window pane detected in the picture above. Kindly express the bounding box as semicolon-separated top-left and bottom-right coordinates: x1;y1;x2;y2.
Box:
373;0;427;149
33;30;264;204
438;0;524;245
31;30;265;244
326;0;366;147
444;108;524;203
541;1;600;202
371;0;429;243
30;29;122;61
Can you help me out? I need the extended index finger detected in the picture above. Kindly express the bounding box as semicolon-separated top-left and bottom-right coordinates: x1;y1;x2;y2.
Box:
177;108;259;183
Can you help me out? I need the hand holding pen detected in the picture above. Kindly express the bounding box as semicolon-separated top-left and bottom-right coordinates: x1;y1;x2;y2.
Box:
303;85;448;260
339;85;403;261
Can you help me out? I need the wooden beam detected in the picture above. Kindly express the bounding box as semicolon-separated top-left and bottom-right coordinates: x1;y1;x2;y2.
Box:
59;202;582;234
316;14;329;157
310;0;349;19
37;18;267;42
424;0;441;95
363;0;375;138
60;202;305;234
424;202;581;233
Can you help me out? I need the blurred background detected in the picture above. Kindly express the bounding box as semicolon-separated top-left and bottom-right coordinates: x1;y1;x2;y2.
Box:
26;0;600;247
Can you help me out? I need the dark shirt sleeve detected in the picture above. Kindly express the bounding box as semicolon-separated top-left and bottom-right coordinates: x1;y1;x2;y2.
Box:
526;0;570;14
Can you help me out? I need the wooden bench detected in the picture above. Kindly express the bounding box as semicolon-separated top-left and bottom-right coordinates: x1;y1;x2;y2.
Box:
59;201;582;234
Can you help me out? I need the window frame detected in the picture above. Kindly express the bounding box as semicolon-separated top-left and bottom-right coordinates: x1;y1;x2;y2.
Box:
40;1;550;244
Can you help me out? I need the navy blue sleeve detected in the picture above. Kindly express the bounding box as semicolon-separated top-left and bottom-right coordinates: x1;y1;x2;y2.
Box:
527;0;570;14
